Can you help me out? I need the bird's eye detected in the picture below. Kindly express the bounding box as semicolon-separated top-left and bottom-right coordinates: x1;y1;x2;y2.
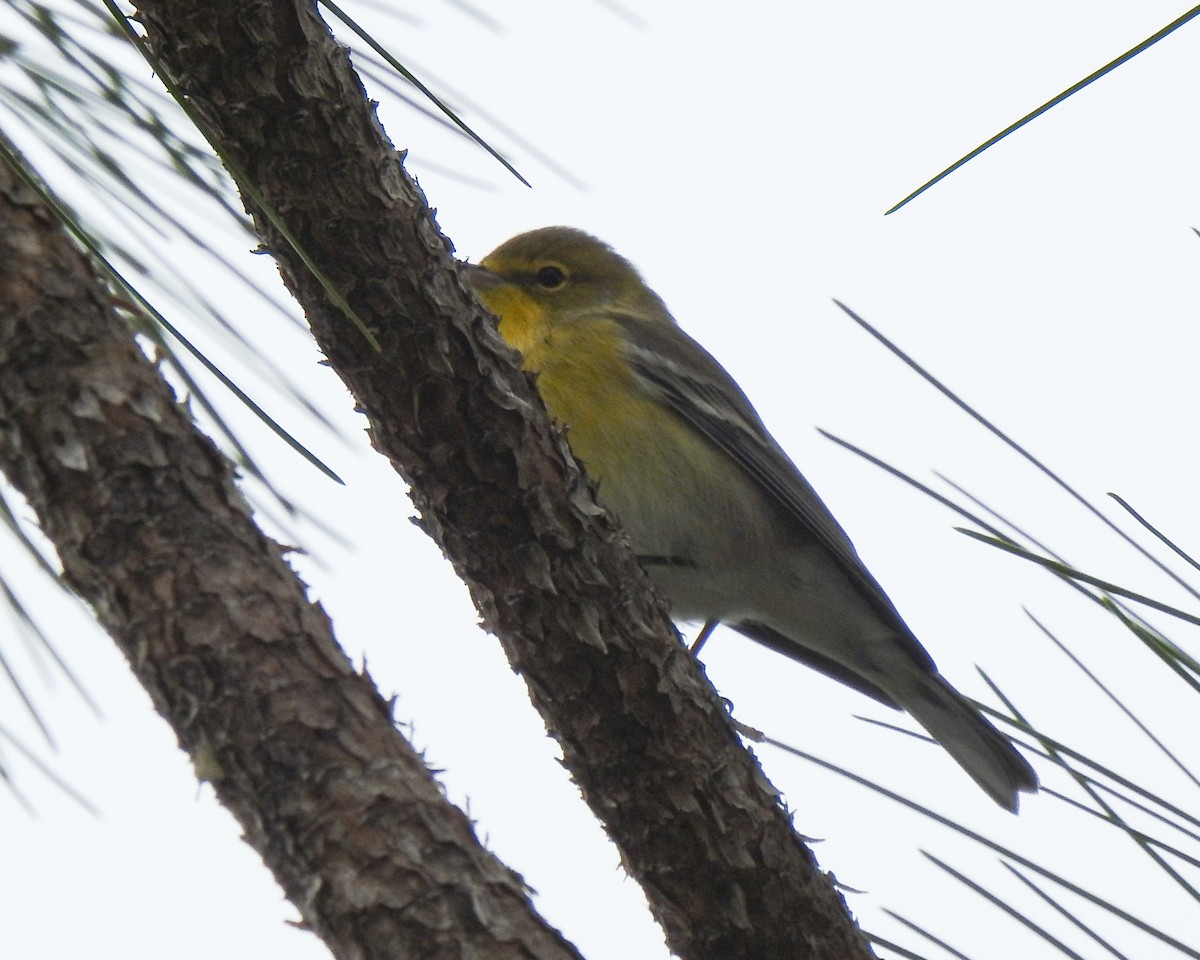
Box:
535;265;567;289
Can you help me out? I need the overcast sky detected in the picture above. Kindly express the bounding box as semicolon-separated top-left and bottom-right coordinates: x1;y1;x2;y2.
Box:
3;3;1199;959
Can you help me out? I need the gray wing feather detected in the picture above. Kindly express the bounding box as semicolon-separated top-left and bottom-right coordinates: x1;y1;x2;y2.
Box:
613;314;935;672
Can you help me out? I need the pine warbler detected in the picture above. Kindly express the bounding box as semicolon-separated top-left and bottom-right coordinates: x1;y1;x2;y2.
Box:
465;226;1037;811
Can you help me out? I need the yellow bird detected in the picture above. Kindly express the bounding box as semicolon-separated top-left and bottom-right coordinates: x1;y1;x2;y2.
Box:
465;226;1037;811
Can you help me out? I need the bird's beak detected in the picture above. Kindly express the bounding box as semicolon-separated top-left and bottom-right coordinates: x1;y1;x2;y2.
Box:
461;261;503;292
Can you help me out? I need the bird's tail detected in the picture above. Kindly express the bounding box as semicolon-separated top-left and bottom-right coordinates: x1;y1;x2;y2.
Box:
898;674;1038;812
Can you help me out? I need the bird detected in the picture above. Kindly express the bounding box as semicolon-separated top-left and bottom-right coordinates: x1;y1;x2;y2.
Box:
464;226;1037;811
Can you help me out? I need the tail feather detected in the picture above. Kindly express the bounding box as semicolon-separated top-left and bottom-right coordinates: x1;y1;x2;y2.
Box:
726;619;1038;810
898;674;1038;812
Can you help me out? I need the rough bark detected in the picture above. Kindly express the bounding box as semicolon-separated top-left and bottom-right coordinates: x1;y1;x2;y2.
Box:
0;147;584;960
14;0;878;956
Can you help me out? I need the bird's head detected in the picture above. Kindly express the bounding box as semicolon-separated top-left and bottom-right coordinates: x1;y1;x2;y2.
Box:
464;227;669;354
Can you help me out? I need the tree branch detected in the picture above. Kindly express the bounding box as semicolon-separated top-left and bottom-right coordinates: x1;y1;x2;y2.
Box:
44;0;875;956
0;139;584;960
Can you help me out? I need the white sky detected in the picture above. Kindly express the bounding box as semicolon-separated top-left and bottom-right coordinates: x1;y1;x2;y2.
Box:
3;3;1200;959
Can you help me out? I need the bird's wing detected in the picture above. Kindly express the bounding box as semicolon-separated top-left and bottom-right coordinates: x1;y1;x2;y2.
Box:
615;313;936;672
731;619;900;706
